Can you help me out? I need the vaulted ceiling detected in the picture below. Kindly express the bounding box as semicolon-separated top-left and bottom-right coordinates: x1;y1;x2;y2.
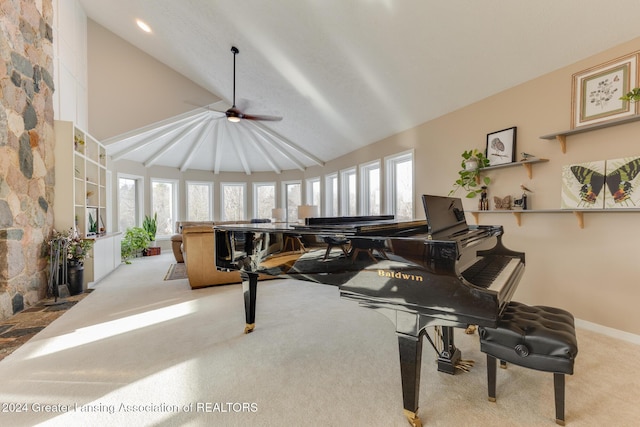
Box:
83;0;640;174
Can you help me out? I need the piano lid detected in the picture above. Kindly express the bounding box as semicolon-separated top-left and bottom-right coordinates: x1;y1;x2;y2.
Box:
292;216;427;235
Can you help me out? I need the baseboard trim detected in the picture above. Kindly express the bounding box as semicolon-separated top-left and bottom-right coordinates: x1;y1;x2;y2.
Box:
576;318;640;345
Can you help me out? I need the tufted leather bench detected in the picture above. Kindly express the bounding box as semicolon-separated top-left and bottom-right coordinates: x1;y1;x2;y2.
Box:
479;301;579;425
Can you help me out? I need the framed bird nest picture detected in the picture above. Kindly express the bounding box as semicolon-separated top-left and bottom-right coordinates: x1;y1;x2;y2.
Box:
571;51;639;129
486;126;516;166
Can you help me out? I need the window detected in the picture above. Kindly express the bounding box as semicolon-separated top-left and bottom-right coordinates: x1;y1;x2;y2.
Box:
360;160;381;216
186;181;213;221
305;177;321;213
340;167;357;216
253;182;276;220
117;174;143;231
385;151;414;220
324;173;338;217
282;181;301;222
221;183;246;221
151;178;178;237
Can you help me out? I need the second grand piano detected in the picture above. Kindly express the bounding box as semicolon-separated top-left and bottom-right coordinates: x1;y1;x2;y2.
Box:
214;195;525;427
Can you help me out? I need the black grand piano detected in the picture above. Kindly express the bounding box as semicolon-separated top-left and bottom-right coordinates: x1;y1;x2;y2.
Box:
214;195;525;427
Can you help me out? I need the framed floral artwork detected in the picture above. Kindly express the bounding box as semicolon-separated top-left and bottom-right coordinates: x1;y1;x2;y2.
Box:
571;52;639;129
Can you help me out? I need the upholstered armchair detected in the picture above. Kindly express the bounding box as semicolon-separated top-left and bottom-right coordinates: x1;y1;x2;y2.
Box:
170;221;215;263
181;225;243;288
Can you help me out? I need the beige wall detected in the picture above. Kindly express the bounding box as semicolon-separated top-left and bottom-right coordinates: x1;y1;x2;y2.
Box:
105;33;640;336
336;36;640;336
87;20;220;141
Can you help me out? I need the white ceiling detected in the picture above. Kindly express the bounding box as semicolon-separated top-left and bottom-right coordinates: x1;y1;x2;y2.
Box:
85;0;640;174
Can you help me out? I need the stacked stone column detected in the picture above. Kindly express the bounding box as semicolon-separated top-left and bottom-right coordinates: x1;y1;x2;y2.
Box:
0;0;55;318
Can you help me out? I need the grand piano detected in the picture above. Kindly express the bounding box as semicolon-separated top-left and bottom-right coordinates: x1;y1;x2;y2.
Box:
214;195;525;427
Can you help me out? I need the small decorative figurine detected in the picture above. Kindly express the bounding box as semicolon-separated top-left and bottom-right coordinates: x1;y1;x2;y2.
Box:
514;184;533;210
494;195;511;210
479;186;489;210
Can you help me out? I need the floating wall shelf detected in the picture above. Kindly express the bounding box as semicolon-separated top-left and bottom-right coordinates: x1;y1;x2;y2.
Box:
469;208;640;229
539;115;640;153
474;158;549;184
483;158;549;179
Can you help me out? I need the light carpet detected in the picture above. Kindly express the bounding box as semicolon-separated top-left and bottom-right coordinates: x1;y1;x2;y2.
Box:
0;252;638;426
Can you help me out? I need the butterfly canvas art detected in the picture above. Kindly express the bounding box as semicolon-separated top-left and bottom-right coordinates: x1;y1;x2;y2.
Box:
603;156;640;208
561;161;606;208
561;156;640;209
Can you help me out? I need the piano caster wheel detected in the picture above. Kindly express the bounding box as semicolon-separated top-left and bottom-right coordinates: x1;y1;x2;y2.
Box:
244;323;255;334
403;409;422;427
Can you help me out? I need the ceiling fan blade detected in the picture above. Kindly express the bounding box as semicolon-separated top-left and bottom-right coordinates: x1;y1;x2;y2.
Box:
241;113;283;121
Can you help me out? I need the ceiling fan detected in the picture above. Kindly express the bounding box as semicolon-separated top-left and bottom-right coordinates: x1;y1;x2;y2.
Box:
219;46;282;122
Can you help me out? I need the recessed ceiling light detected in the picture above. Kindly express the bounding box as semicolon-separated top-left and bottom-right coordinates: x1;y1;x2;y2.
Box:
136;19;152;33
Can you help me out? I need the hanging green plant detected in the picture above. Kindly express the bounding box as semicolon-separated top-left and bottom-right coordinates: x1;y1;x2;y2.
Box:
449;149;491;198
620;87;640;103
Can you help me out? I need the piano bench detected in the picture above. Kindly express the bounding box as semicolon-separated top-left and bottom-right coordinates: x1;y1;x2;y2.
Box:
478;301;579;425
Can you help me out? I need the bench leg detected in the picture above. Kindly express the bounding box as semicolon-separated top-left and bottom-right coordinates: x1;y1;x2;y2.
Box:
486;354;497;402
554;373;565;425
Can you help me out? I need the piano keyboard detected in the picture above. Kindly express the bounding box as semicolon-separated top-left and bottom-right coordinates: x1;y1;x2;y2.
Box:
461;255;520;290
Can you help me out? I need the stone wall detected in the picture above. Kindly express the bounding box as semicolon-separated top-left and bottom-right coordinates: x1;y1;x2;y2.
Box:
0;0;55;319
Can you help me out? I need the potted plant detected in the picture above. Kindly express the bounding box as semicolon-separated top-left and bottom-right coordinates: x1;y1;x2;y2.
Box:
88;212;98;235
449;149;491;198
73;134;85;152
143;213;158;246
121;226;151;264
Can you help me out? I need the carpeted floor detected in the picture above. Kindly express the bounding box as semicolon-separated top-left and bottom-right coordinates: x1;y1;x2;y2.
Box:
164;263;187;280
0;252;639;426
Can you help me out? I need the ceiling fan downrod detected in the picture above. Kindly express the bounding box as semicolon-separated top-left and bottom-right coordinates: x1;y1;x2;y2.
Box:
231;46;239;109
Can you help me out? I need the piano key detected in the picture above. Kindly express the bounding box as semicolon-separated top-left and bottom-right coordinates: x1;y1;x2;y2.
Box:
486;257;522;294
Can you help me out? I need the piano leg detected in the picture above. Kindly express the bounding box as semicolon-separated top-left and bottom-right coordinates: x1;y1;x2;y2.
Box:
436;326;462;374
397;332;423;427
242;271;258;334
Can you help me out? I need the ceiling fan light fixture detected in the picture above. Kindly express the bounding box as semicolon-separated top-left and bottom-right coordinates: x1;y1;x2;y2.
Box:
227;116;241;123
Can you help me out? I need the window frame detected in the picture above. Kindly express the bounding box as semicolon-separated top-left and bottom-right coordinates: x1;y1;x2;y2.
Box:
323;173;339;217
359;160;381;216
340;167;357;216
220;182;247;222
305;177;321;214
281;180;302;222
385;150;414;220
117;173;144;232
253;181;277;220
150;177;179;238
186;180;214;221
